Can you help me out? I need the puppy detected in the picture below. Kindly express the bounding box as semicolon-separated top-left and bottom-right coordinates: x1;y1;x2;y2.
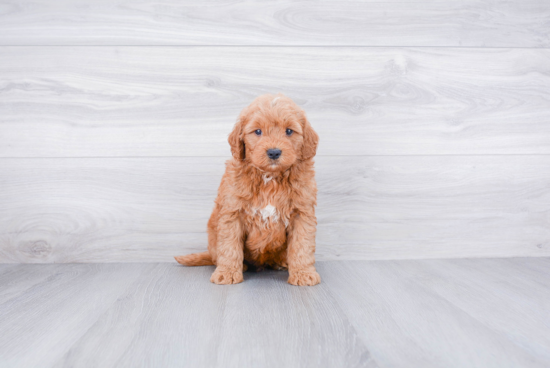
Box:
175;94;320;286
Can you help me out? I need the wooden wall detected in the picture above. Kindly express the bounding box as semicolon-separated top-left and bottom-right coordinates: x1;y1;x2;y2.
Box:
1;0;549;262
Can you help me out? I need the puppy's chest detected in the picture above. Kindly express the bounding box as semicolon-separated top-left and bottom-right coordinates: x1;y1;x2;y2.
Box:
245;202;290;229
242;180;293;230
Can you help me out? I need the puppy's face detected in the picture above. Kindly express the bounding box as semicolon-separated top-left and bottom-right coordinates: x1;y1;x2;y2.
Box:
242;109;303;172
229;94;318;172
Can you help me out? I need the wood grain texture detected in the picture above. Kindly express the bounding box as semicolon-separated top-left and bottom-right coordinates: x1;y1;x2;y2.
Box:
1;47;550;157
1;155;548;263
319;259;550;368
0;263;377;368
400;258;550;361
212;273;375;368
1;259;550;367
0;263;146;368
0;0;549;47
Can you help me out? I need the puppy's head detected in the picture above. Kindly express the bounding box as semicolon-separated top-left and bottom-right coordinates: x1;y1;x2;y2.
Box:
228;94;318;172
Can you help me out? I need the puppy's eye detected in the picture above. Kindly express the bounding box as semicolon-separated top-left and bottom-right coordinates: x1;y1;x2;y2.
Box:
286;128;293;136
254;129;262;136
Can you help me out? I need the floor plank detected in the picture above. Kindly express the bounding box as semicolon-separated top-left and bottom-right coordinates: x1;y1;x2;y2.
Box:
0;0;548;47
52;265;227;368
0;264;68;305
1;156;549;263
51;265;375;368
0;264;146;368
403;259;550;363
1;259;549;367
319;259;550;368
1;47;550;157
212;270;375;368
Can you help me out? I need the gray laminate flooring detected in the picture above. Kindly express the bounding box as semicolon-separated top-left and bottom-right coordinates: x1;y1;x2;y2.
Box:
0;258;549;368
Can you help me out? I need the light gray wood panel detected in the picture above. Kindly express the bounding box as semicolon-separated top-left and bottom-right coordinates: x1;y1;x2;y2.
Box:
401;259;550;362
499;257;550;290
319;259;550;368
1;155;549;263
0;263;146;368
2;47;550;157
48;264;373;368
0;0;549;47
53;265;227;368
0;264;67;304
2;260;550;367
212;270;375;368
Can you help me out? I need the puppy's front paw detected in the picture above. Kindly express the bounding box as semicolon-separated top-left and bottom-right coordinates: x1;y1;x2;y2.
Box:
288;270;321;286
210;268;244;285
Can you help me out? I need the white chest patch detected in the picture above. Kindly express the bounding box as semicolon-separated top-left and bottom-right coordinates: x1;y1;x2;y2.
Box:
250;203;289;228
262;174;272;185
259;204;278;223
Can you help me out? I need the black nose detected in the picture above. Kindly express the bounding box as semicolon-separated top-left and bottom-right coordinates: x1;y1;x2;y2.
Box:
267;148;282;160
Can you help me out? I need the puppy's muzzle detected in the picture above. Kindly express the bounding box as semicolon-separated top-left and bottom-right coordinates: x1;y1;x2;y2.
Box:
267;148;282;160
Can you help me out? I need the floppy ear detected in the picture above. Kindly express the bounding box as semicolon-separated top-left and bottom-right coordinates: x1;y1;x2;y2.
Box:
228;119;245;160
301;113;319;160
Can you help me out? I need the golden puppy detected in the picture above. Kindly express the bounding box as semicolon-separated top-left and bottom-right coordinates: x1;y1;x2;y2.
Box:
175;94;320;286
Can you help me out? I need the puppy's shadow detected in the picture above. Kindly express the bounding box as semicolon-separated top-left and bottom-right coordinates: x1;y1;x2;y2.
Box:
243;268;289;284
173;264;290;286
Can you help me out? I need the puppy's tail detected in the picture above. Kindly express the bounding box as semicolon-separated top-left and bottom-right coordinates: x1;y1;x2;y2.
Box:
174;251;214;266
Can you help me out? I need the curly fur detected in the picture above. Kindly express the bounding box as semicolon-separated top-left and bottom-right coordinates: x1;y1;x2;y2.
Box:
175;94;320;286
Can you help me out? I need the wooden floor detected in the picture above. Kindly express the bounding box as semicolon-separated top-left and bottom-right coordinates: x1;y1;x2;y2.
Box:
1;258;549;368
